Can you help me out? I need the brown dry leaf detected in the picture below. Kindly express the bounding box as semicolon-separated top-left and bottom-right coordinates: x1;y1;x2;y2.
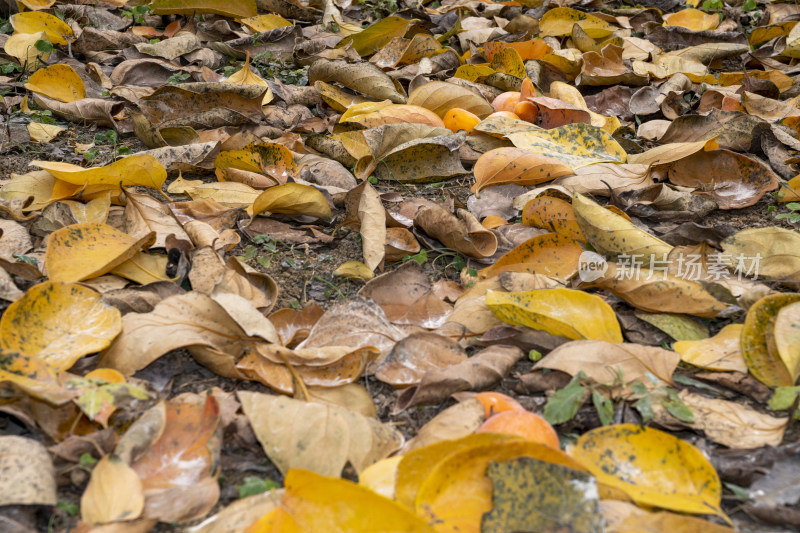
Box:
414;205;498;258
395;345;524;411
237;391;402;476
308;59;406;103
359;261;453;328
99;291;264;376
45;223;156;283
375;332;467;388
402;398;486;453
651;390;787;448
666;150;780;209
123;189;189;248
534;340;680;385
269;302;324;347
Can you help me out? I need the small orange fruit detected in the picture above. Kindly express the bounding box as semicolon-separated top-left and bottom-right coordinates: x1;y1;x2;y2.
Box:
476;410;560;449
491;91;521;113
473;391;524;418
486;110;521;120
514;100;539;123
443;108;481;133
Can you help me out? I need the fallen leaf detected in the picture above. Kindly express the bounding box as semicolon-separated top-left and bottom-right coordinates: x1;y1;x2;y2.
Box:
569;424;726;519
741;293;800;387
0;281;121;372
45;223;156;283
245;469;435;532
81;455;144;525
479;232;583;280
24;64;86;103
482;457;602;533
674;324;747;372
472;148;572;194
407;81;494;118
33;155;167;193
507;123;627;169
486;288;623;343
237;391;402;477
252;183;331;220
414;206;497;258
0;436;57;506
534;339;680;385
395;345;523;411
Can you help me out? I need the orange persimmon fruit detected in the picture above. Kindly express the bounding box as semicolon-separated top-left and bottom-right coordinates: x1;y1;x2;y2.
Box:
491;91;521;113
476;409;560;449
443;108;481;133
473;391;524;418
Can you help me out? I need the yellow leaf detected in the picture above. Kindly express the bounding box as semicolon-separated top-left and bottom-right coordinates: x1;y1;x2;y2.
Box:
479;232;583;280
150;0;256;18
774;301;800;384
572;192;672;260
111;252;176;285
16;0;56;10
252;183;332;220
45;223;156;283
663;9;720;31
521;195;586;243
506;123;627;169
11;12;72;44
333;261;374;280
24;64;85;103
472;148;572;194
215;143;298;185
62;192;112;224
185;182;261;208
336;16;414;57
674;324;747;373
742;293;800;387
486;288;623;343
81;455;144;525
340;101;445;129
358;455;403;500
0;348;74;404
489;47;526;79
246;469;435;532
396;434;520;509
226;53;273;105
3;31;50;68
315;81;375;113
569;424;726;520
239;14;292;32
26;122;65;143
0;281;121;372
32;154;167;192
720;227;800;281
415;439;587;533
540;7;618;38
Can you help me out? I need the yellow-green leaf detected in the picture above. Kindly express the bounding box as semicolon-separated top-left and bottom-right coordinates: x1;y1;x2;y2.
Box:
336;16;413;57
507;123;627;169
486;288;623;343
0;348;74;404
569;424;726;519
45;223;156;283
539;7;618;38
151;0;256;18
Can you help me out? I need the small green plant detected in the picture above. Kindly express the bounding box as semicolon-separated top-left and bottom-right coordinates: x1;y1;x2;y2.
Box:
700;0;724;12
121;4;152;25
0;17;12;34
94;130;118;145
167;71;191;85
34;39;54;53
742;0;758;11
236;476;280;498
12;253;38;266
83;147;100;164
542;371;694;427
0;62;22;75
775;202;800;224
78;453;98;472
57;501;79;516
402;249;428;266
